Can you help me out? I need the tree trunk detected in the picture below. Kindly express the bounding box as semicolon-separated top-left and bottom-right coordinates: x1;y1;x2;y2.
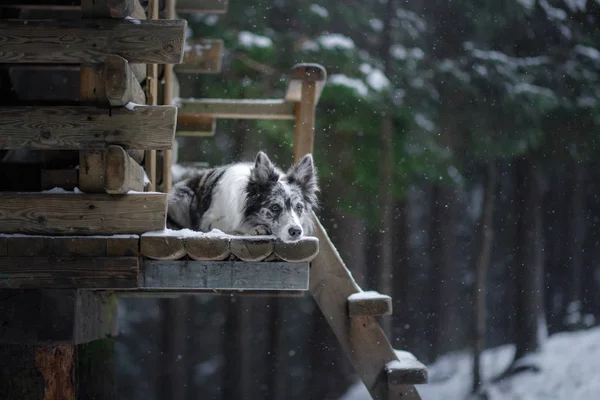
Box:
566;158;586;330
472;161;497;392
512;156;546;366
377;0;395;338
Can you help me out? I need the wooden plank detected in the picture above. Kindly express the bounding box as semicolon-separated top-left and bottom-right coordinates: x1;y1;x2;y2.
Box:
141;260;309;291
176;0;228;13
0;192;167;235
104;54;146;106
386;358;428;387
176;113;216;136
140;233;186;260
175;39;223;74
0;19;187;64
185;235;231;261
285;63;327;103
176;99;295;120
273;237;319;262
0;105;177;150
0;257;139;289
310;217;423;400
0;289;117;344
347;291;393;317
40;169;78;191
0;235;138;257
293;80;317;162
230;237;274;262
105;145;145;193
162;0;176;193
106;235;140;256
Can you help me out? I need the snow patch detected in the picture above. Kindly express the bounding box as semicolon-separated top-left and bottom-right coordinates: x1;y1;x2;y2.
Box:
238;31;273;49
125;16;141;25
348;291;389;301
124;102;144;111
575;45;600;61
365;69;390;92
317;34;355;50
565;0;587;12
328;74;368;97
41;187;82;194
309;4;329;18
369;18;383;32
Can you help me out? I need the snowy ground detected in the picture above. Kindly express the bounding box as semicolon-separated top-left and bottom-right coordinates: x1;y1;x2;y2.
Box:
340;326;600;400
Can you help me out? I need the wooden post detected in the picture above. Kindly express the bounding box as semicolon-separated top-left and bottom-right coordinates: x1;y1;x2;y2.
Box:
145;0;159;191
162;0;176;193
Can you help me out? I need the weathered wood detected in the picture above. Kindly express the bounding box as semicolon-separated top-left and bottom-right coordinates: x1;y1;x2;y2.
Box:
0;257;138;289
0;192;167;235
230;237;274;261
176;113;216;136
80;63;108;107
140;233;186;260
293;80;317;162
0;235;139;257
40;169;79;191
81;0;145;18
175;0;228;13
185;235;231;261
347;291;393;317
78;150;105;193
176;99;295;120
285;63;327;103
142;260;309;291
176;39;224;73
0;19;186;64
273;237;319;262
0;105;177;150
310;217;423;400
0;290;118;344
105;145;145;193
104;55;146;106
144;0;160;192
386;358;428;387
162;0;176;193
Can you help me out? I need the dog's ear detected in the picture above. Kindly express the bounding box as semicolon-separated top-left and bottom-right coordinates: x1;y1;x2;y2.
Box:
287;154;319;198
252;151;278;183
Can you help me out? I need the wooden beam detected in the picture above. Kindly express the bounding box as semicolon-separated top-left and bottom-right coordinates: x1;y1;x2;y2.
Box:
162;0;176;193
105;145;146;193
0;192;167;235
175;39;224;74
273;237;319;262
0;105;177;150
230;237;274;262
0;290;118;344
141;260;309;291
176;113;216;136
185;235;230;261
140;233;187;260
0;257;138;289
310;217;424;400
0;235;140;257
347;291;393;317
0;19;187;64
79;150;105;193
175;0;228;13
104;54;146;106
176;99;295;120
386;358;428;387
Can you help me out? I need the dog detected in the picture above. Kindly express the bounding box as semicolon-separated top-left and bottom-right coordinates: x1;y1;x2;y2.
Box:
167;151;319;242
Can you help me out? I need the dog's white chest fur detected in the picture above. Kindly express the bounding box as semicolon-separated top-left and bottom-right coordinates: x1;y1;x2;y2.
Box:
199;163;251;232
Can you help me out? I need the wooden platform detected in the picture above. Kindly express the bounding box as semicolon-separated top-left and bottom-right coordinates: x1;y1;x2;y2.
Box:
0;233;317;291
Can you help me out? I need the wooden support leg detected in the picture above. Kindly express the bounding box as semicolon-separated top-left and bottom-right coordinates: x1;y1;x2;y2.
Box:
145;0;159;192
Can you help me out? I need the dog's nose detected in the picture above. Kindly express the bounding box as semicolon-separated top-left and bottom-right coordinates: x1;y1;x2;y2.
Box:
288;226;302;238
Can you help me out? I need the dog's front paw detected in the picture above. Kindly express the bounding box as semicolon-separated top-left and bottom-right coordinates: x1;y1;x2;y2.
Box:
252;225;272;235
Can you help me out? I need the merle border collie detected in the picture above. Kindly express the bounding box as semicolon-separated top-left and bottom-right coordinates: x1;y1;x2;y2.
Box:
167;151;319;242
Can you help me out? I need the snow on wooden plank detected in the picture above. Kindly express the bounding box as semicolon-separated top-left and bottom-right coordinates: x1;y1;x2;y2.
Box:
0;105;177;150
176;39;224;74
0;193;167;235
0;256;139;289
386;357;428;386
347;290;393;317
0;19;186;64
141;260;309;291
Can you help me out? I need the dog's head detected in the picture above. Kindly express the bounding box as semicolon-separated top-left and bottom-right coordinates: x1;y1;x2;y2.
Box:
244;151;319;241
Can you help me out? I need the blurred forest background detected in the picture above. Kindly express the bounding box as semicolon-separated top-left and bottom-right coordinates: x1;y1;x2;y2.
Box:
117;0;600;399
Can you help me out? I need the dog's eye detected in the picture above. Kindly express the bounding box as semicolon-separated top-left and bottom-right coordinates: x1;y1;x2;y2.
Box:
270;204;281;212
295;203;304;212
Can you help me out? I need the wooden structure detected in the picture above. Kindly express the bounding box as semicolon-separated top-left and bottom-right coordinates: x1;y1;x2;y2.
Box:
0;1;427;399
